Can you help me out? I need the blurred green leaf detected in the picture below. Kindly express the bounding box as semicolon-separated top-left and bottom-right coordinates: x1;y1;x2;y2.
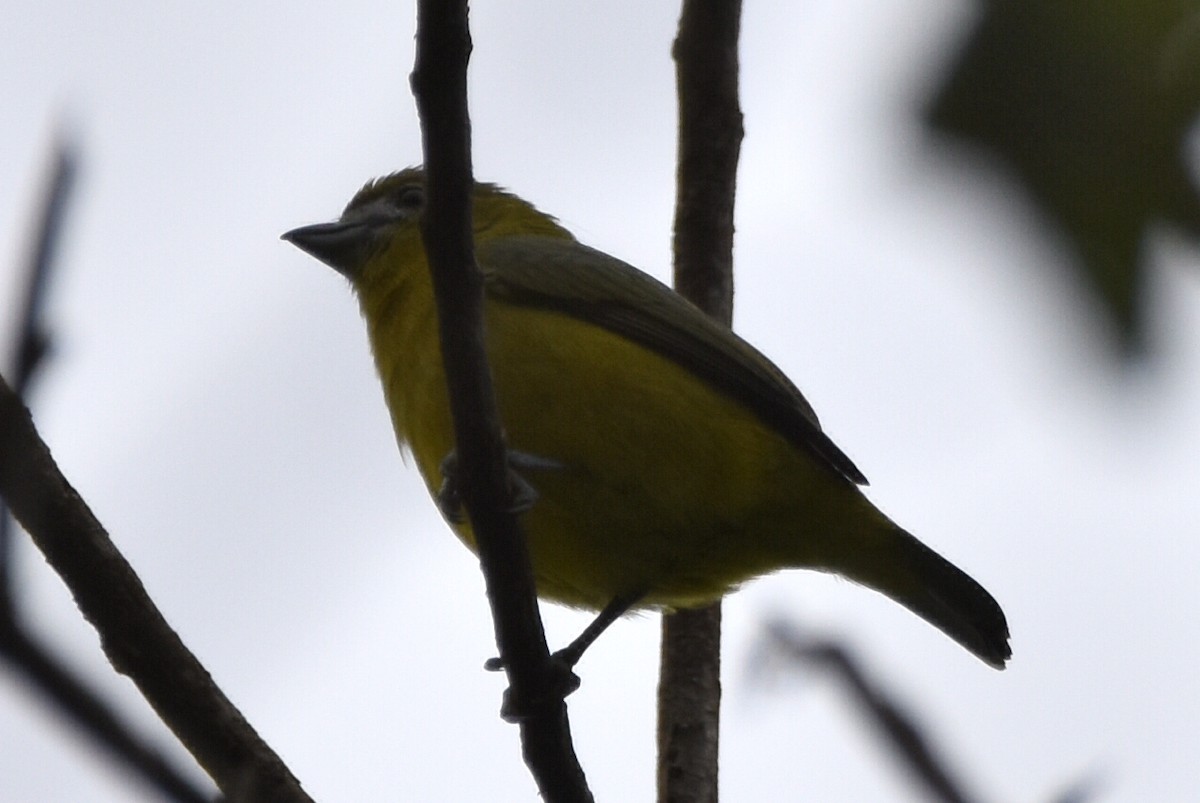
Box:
928;0;1200;353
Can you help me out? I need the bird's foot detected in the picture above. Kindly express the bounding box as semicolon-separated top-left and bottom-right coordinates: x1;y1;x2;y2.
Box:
436;449;562;524
483;593;643;721
485;652;582;723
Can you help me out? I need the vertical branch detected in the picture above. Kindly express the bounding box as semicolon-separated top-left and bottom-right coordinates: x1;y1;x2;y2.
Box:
410;3;593;800
5;136;74;395
659;1;743;802
671;0;743;328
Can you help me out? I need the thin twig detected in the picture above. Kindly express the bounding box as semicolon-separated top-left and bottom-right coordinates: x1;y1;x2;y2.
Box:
6;135;73;395
410;2;593;801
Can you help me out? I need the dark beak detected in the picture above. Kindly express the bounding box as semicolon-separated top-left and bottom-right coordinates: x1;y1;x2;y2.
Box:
282;220;372;279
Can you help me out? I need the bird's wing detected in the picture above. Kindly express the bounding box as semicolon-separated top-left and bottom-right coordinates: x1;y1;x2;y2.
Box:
478;235;868;485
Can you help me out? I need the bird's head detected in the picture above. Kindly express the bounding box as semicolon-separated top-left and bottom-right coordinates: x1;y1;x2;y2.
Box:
282;168;569;283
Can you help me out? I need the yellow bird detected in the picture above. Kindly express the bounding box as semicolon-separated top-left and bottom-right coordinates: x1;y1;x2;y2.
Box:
284;168;1010;669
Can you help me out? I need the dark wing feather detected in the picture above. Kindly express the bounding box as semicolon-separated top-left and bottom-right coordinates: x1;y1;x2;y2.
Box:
479;236;867;486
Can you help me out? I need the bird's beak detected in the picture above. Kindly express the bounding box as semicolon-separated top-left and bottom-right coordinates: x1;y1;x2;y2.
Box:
282;220;372;280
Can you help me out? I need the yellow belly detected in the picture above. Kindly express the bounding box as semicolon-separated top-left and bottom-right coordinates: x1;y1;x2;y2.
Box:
384;299;874;611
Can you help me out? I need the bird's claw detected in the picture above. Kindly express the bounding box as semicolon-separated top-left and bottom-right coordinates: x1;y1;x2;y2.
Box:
436;453;466;523
436;449;562;524
487;651;583;723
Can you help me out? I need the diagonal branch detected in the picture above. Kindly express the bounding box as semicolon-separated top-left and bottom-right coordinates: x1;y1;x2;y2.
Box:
0;377;311;802
3;136;78;588
0;137;212;802
0;619;212;802
410;2;593;801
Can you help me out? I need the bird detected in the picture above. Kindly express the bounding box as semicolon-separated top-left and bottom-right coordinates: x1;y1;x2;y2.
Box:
283;168;1011;671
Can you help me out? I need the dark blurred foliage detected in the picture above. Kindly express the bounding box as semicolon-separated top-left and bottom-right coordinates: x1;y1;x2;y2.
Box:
754;621;1102;803
928;0;1200;355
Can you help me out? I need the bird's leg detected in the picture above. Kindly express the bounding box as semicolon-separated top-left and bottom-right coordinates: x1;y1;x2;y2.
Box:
436;449;563;523
552;592;644;670
486;592;644;721
486;593;644;673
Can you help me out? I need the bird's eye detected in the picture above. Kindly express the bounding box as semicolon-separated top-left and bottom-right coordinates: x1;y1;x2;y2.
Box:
394;186;424;212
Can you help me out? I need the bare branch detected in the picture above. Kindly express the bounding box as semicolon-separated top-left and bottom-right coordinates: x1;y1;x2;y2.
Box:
671;0;744;328
0;620;212;802
0;377;311;802
658;2;744;801
410;2;593;800
1;137;214;802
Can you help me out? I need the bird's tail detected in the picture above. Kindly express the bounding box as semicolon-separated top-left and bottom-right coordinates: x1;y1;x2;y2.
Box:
836;524;1011;669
